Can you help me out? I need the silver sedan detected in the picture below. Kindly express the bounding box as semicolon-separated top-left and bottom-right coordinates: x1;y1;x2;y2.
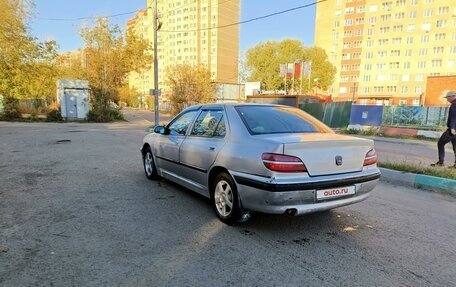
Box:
141;104;380;224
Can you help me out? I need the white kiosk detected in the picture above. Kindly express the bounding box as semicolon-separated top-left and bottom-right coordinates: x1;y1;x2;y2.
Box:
56;79;90;120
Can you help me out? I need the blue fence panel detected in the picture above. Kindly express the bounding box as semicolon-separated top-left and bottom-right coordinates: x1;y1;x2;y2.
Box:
349;105;384;126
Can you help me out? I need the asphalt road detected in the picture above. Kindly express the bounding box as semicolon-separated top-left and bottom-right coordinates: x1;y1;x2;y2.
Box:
357;135;455;167
1;121;455;286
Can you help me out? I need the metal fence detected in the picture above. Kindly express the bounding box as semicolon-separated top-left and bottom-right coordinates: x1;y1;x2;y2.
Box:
299;101;352;128
382;106;449;128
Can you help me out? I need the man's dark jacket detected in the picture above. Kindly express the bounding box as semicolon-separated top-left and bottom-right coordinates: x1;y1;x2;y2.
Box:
448;101;456;130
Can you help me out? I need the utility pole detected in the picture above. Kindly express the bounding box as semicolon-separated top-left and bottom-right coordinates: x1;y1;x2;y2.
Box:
153;0;159;126
352;82;357;102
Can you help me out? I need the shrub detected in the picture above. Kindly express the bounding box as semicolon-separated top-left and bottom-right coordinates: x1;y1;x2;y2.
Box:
46;109;63;122
1;96;21;120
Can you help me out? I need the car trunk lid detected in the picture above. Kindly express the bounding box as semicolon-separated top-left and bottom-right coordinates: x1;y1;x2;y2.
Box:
257;133;373;176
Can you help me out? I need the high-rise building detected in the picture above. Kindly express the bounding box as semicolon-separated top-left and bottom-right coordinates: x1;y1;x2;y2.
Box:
315;0;456;105
127;0;240;97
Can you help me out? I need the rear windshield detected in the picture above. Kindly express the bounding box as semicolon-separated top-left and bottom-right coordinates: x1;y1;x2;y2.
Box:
235;106;333;135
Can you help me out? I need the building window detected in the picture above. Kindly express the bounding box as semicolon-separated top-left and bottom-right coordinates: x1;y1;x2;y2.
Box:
380;27;390;34
431;59;442;67
334;21;340;28
406;37;413;44
381;1;393;10
415;74;424;81
357;6;366;13
374;86;384;93
368;17;376;24
378;51;388;57
387;86;397;93
393;25;403;32
363;87;370;94
433;47;444;54
341;76;349;83
356;18;364;25
424;9;432;17
381;14;392;22
421;35;429;43
390;62;400;69
367;29;374;36
419;48;428;56
407;24;415;31
405;50;412;56
343;42;351;48
365;52;373;59
342;53;351;60
403;62;411;69
352;64;360;71
410;0;418;5
353;52;361;59
345;7;354;14
366;40;374;47
409;11;417;19
363;75;371;81
438;6;449;15
414;86;422;94
417;61;426;68
341;64;349;71
436;20;447;28
401;86;408;93
399;99;407;105
391;50;401;56
345;19;353;26
435;33;446;40
335;10;342;16
396;0;406;6
365;63;372;70
340;87;348;93
394;12;405;19
392;38;402;45
344;30;353;37
450;46;456;54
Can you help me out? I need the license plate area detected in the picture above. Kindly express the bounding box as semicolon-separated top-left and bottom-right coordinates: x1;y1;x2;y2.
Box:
316;186;355;201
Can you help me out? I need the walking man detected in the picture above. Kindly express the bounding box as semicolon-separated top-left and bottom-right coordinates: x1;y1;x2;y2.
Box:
431;91;456;168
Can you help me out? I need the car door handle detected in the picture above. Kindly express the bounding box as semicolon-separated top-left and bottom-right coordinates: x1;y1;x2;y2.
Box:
209;146;215;151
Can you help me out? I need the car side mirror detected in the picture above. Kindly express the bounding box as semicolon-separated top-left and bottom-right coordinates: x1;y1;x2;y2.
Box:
154;125;166;134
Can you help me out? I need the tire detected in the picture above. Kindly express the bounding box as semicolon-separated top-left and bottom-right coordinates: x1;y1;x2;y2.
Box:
211;172;243;224
143;146;158;180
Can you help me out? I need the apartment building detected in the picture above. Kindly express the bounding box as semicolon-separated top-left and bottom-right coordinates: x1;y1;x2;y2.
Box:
315;0;456;105
127;0;240;97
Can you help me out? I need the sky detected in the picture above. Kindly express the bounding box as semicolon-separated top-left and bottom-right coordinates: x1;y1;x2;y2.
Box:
30;0;316;53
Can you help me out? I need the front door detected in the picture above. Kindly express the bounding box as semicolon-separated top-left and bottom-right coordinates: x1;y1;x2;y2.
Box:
64;92;78;119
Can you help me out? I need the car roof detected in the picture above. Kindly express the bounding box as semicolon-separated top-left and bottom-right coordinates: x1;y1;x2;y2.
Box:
199;103;282;109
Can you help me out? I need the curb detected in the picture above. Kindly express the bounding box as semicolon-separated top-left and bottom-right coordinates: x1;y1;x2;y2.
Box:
379;168;456;195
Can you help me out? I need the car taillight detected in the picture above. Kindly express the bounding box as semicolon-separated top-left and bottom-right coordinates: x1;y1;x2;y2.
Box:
364;149;377;166
261;153;307;172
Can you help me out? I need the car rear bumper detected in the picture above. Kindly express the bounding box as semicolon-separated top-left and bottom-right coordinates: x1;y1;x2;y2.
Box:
230;168;380;215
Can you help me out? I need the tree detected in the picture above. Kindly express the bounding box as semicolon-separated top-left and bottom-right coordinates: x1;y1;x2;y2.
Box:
165;64;216;115
79;18;151;121
0;0;62;118
245;39;336;93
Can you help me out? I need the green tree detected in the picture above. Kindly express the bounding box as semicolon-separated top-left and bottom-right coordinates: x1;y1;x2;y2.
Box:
165;64;216;115
245;39;336;93
80;18;151;121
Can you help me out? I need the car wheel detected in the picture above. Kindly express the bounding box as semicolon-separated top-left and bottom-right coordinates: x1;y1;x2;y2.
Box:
211;172;242;224
143;146;158;180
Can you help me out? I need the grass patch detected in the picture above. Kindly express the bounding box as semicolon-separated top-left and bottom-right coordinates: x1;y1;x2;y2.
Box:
379;161;456;180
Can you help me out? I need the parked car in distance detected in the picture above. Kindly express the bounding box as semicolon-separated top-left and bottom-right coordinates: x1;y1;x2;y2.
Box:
141;104;381;224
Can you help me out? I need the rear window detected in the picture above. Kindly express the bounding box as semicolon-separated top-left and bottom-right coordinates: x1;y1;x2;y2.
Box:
236;106;333;135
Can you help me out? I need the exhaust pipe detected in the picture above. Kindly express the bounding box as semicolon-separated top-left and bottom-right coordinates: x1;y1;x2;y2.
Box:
285;208;297;216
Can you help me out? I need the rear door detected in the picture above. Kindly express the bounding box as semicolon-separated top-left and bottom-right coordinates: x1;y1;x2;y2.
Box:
154;110;199;177
179;109;227;190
